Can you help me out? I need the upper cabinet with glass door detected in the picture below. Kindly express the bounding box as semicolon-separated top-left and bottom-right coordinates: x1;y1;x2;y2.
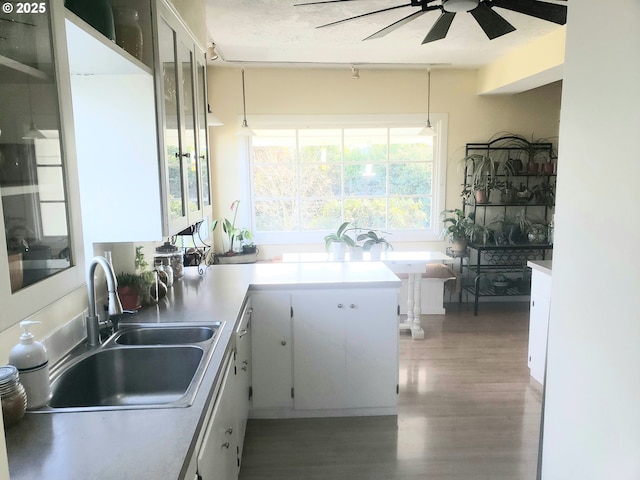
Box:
0;0;85;330
155;2;211;235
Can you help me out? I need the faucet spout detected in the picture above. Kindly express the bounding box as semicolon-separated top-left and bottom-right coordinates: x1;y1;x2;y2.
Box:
86;256;123;347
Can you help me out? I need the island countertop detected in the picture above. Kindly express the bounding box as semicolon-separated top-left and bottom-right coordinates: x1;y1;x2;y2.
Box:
6;261;400;480
527;260;553;276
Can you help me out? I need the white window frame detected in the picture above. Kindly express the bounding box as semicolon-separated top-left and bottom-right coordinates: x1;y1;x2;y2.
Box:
240;113;448;245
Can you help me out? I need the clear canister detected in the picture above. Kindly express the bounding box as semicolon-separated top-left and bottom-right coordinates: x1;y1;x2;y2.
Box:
0;365;27;428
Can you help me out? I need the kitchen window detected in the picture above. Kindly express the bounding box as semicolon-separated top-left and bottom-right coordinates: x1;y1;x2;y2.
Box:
246;114;447;244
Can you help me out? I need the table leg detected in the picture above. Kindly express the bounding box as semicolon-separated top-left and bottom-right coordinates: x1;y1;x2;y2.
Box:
410;273;424;339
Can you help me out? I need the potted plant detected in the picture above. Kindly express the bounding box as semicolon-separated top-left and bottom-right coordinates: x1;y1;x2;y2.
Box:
460;154;496;204
211;200;258;263
116;272;147;310
324;221;355;260
529;180;555;208
492;273;510;295
357;230;392;260
441;209;474;253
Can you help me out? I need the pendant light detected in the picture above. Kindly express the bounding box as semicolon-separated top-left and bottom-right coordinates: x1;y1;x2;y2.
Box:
236;68;255;137
22;83;46;140
419;68;437;137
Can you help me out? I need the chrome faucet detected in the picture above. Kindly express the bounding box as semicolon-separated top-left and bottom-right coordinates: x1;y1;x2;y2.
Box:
86;256;123;347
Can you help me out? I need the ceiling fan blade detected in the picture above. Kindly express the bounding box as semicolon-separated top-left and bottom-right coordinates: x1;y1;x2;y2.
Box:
470;3;516;40
422;10;456;43
364;6;440;40
316;3;413;29
489;0;567;25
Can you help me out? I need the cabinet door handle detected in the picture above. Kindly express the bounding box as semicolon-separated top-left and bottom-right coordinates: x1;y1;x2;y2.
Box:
349;304;356;309
225;427;233;435
337;304;343;309
221;442;230;449
182;152;191;158
243;360;248;365
238;329;248;338
281;340;287;346
241;366;247;371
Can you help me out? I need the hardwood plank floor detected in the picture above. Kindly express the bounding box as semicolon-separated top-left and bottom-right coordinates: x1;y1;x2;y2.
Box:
239;302;542;480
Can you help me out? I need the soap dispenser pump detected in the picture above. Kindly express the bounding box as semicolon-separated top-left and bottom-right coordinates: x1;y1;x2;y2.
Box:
9;320;51;409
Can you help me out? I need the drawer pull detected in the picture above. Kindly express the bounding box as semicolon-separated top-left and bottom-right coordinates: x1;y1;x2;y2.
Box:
225;427;233;435
221;442;230;449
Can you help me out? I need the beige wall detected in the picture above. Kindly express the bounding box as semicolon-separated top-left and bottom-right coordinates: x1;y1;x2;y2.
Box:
207;67;562;257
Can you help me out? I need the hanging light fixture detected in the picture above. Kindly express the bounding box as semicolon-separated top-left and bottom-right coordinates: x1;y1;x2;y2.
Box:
419;68;437;137
22;83;46;140
236;68;255;137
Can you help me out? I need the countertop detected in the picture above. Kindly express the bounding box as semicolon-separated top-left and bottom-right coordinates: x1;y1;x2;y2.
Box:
527;260;553;276
6;261;400;479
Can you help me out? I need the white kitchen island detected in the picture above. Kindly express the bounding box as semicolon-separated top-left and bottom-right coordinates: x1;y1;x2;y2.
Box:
282;251;455;339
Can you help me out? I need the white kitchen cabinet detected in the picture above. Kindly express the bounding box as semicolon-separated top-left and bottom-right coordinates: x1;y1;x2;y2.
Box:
528;267;552;385
0;0;86;332
197;355;238;480
250;291;293;412
65;0;212;253
292;289;398;412
234;300;252;463
154;1;212;235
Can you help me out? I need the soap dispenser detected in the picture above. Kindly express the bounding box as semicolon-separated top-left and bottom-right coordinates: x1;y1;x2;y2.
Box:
9;320;50;409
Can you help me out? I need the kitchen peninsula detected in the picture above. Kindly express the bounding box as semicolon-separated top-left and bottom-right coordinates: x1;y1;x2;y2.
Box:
6;261;400;480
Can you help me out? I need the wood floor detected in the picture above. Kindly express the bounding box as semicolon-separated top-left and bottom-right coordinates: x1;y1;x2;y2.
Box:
239;302;542;480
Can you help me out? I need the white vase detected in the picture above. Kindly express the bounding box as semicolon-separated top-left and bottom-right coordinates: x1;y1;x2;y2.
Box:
369;243;383;260
330;241;346;261
350;246;364;261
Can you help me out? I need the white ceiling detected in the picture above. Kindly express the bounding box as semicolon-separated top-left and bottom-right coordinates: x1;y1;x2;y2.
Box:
205;0;566;68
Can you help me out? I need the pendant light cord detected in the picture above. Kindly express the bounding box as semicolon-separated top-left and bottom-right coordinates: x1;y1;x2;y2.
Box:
427;68;432;126
242;68;248;127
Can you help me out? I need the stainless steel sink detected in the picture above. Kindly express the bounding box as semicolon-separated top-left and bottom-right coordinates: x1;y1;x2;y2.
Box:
114;326;215;345
48;346;203;408
32;322;222;413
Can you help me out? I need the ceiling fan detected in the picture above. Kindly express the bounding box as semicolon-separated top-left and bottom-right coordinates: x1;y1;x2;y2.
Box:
294;0;567;44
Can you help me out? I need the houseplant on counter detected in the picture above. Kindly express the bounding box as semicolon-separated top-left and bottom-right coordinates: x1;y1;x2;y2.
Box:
357;230;393;260
211;200;258;264
324;221;355;260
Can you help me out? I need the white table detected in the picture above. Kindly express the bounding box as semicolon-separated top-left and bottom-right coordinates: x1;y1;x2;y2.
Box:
282;251;455;340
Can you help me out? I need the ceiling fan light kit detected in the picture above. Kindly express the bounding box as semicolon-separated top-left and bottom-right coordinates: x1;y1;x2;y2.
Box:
296;0;567;44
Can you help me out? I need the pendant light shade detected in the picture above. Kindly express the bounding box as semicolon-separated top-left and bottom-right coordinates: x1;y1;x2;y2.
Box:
419;68;437;137
236;68;255;137
22;83;46;140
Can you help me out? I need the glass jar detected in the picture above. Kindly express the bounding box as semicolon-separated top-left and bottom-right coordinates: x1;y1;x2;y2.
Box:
0;365;27;428
155;242;183;279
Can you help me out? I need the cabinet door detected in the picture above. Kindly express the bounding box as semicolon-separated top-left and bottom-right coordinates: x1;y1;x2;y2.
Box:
197;357;237;480
156;7;210;235
194;55;212;217
0;0;86;331
250;292;293;410
292;288;399;411
292;291;346;410
528;271;552;384
157;16;189;234
235;301;252;462
345;289;398;408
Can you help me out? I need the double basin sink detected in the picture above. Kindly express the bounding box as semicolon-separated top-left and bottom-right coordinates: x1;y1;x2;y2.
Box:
32;322;222;413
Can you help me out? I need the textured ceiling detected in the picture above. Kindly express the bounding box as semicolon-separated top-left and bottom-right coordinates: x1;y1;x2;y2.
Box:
205;0;566;68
